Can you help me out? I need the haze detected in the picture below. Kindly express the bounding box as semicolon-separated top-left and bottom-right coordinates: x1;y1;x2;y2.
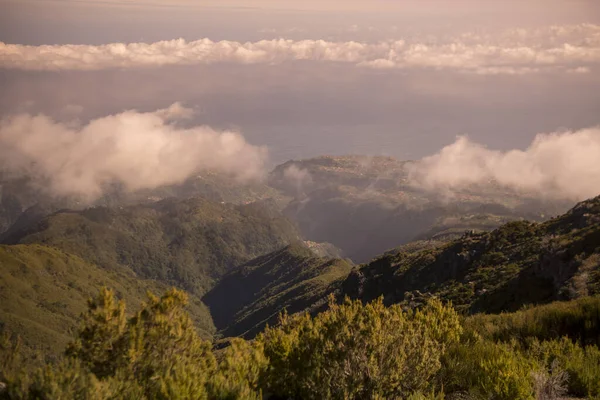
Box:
1;0;599;200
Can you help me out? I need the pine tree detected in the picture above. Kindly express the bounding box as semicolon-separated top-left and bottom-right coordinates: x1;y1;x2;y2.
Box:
65;287;127;379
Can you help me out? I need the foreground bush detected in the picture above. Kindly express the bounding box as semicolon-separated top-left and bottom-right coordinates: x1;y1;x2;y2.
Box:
466;296;600;346
2;288;228;399
441;339;537;400
259;296;462;400
1;289;599;399
528;337;600;398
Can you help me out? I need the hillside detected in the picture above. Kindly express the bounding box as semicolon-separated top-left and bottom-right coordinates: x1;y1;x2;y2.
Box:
269;155;571;262
2;197;300;295
0;173;288;237
0;244;215;363
0;176;81;237
203;243;353;338
342;195;600;313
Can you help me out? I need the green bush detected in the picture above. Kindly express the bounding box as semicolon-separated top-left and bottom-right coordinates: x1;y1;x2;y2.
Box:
527;337;600;399
467;296;600;346
3;288;600;400
258;296;461;400
441;338;536;400
208;338;266;400
2;358;106;400
1;288;260;400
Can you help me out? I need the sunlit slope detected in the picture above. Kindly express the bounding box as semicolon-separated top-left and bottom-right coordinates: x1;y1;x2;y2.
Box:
3;197;300;295
0;244;215;361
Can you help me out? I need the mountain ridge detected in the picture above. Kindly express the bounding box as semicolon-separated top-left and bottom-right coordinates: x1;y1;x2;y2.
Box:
203;242;353;338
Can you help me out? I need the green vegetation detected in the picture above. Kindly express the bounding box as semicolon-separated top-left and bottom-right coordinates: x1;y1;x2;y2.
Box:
0;244;215;363
342;196;600;314
446;297;600;399
0;172;289;237
3;288;600;399
2;289;245;400
259;296;461;399
203;243;353;338
6;195;594;370
1;175;599;398
466;295;600;346
3;197;300;295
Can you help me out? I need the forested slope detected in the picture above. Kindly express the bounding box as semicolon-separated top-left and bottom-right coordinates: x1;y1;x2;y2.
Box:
0;244;215;362
342;195;600;313
203;243;353;338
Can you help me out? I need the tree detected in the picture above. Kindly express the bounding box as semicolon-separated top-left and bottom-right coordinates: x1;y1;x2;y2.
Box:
63;287;220;399
65;288;126;378
208;338;267;400
258;296;462;400
122;288;216;399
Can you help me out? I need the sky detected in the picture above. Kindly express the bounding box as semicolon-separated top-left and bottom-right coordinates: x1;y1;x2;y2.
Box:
1;0;600;200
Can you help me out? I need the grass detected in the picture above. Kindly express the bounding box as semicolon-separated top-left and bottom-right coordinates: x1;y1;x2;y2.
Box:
0;244;215;363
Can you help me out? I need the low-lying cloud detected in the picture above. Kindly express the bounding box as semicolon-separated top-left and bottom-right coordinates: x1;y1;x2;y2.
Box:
283;164;313;196
409;127;600;201
1;24;598;74
0;103;267;200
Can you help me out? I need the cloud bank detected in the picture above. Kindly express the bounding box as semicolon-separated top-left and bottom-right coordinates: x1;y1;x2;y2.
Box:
0;104;267;200
1;24;598;74
409;127;600;201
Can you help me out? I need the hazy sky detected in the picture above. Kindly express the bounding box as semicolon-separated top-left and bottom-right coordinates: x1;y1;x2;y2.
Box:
1;0;599;196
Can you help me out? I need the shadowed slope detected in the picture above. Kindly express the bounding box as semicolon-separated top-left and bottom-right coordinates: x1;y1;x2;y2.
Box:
203;243;353;338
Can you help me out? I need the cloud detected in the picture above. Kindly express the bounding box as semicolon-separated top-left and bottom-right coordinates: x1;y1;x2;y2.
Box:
154;102;195;120
408;127;600;201
283;164;313;196
566;66;591;74
0;104;267;200
1;24;599;74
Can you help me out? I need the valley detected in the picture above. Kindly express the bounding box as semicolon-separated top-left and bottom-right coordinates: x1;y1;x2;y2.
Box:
1;156;599;399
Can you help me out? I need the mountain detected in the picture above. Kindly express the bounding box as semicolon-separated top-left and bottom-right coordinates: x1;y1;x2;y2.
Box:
0;176;81;236
3;155;570;266
203;243;353;338
2;197;301;295
0;244;215;362
95;171;290;209
341;194;600;314
270;155;572;262
0;172;288;237
203;193;599;340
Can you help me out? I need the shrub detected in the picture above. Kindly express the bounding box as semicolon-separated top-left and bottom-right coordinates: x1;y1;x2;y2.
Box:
531;360;568;400
441;339;536;400
466;296;600;346
65;288;127;378
2;358;106;400
527;337;600;399
208;338;267;400
258;296;462;400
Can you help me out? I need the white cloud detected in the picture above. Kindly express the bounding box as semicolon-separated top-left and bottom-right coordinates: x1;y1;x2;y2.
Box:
566;66;591;74
408;128;600;201
0;104;267;200
1;24;599;74
154;102;195;120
